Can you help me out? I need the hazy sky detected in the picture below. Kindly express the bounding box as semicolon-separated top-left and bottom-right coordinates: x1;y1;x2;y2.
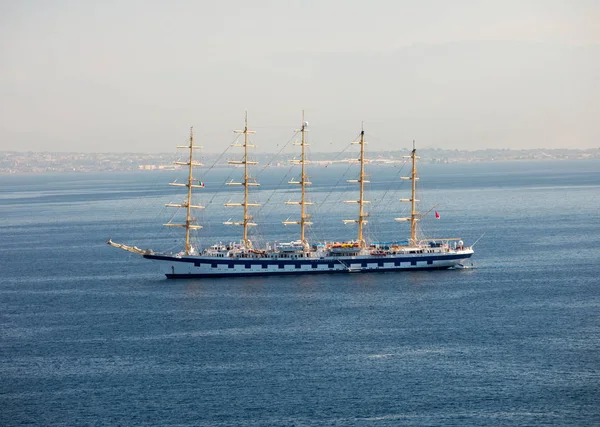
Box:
1;0;598;153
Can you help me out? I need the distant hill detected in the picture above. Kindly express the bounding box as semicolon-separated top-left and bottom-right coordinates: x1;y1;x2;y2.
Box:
2;147;599;174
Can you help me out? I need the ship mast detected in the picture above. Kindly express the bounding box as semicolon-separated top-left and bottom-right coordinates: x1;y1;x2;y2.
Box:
164;127;205;255
343;126;370;246
283;111;313;245
395;141;420;244
224;112;260;248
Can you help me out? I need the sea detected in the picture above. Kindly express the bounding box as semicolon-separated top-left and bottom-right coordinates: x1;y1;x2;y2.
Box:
1;159;599;426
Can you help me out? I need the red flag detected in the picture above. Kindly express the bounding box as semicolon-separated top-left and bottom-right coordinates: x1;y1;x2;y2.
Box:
435;211;440;219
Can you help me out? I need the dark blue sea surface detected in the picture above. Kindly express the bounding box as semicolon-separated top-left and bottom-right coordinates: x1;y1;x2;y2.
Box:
1;160;599;426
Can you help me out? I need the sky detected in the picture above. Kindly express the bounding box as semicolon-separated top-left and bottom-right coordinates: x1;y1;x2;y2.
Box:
1;0;598;153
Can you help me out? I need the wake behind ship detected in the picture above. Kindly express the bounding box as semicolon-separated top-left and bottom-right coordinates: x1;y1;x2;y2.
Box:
107;113;474;278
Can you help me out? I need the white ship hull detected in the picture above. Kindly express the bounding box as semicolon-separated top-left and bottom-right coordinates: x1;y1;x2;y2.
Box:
144;249;474;278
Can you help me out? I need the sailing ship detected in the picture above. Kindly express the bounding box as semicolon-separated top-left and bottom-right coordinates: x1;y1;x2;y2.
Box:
107;114;474;278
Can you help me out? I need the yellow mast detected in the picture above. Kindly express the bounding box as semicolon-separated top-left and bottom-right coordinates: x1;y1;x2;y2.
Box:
184;129;195;252
343;126;370;246
409;144;418;242
357;128;367;244
225;112;260;248
395;141;420;244
283;111;313;245
164;127;204;255
299;113;308;243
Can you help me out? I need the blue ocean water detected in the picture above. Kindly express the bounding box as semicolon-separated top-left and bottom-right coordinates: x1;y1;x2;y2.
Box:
1;160;599;426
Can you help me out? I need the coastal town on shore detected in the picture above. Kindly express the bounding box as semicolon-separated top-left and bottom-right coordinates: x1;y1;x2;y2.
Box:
1;148;599;174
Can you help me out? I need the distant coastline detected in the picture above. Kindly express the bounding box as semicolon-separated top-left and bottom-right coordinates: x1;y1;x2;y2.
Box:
1;148;599;174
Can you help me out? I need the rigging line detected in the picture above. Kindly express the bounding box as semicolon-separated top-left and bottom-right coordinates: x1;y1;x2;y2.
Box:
203;130;289;212
311;176;350;239
251;124;294;128
205;166;237;207
310;140;358;223
370;161;409;212
255;131;298;179
327;131;363;164
309;147;357;244
256;162;296;216
262;132;358;234
203;135;242;208
413;166;429;240
471;233;485;247
252;131;301;216
155;144;209;246
383;162;412;224
155;145;204;229
121;149;182;224
127;151;187;246
307;227;321;246
202;133;239;175
261;134;316;238
312;166;351;221
164;206;180;225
